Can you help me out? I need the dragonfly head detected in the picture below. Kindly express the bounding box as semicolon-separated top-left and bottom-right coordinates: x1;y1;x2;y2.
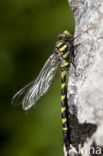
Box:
58;30;73;42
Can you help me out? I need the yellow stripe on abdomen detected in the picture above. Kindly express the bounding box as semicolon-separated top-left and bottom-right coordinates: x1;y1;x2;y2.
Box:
63;127;68;131
61;83;65;89
61;70;66;78
61;107;66;113
61;95;65;101
62;118;67;124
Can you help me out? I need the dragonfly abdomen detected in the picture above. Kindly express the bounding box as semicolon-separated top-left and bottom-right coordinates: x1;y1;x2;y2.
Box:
61;70;68;141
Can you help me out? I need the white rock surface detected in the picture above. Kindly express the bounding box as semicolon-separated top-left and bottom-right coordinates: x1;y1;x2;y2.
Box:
66;0;103;155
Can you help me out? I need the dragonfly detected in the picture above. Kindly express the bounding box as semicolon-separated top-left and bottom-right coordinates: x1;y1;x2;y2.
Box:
12;30;74;149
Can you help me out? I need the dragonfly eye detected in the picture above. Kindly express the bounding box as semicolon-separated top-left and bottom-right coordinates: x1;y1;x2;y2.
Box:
58;30;73;42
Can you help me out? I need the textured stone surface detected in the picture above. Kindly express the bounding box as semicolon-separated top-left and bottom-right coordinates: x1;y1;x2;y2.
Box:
65;0;103;155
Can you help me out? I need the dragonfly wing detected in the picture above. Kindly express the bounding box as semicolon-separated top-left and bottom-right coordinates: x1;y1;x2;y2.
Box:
12;53;59;110
12;80;35;106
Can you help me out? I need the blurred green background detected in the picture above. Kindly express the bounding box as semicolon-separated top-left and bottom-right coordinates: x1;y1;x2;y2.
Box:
0;0;74;156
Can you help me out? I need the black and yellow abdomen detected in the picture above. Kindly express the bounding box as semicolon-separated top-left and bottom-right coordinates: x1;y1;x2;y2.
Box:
61;70;68;140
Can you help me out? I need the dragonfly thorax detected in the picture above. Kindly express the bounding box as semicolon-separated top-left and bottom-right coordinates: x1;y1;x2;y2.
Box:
55;31;74;70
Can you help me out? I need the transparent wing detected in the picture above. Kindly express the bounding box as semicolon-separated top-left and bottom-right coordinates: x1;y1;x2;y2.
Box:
12;53;59;110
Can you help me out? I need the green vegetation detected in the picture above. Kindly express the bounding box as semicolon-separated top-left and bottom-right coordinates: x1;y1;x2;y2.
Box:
0;0;74;155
